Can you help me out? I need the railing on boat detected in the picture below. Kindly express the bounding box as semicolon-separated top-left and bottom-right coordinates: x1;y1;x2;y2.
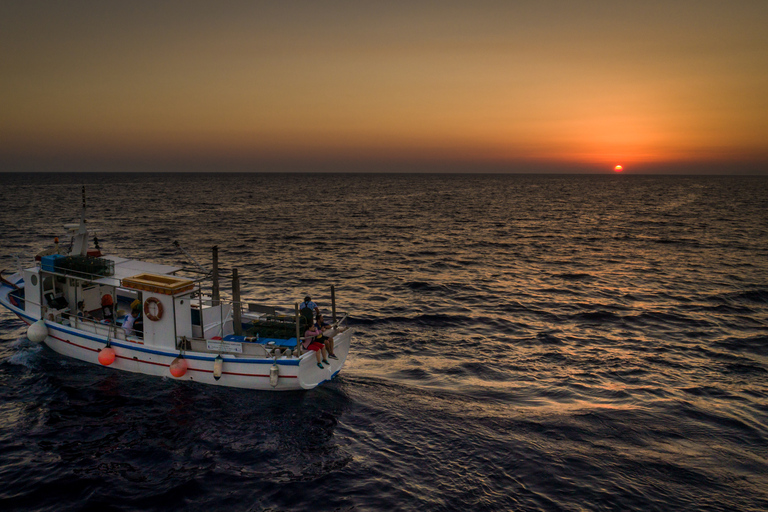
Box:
16;250;350;356
177;294;349;359
22;293;137;343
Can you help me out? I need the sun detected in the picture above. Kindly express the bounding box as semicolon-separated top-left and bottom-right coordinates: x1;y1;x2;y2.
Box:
614;165;623;172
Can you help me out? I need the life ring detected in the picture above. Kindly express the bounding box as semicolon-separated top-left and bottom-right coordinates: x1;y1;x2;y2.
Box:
144;297;164;321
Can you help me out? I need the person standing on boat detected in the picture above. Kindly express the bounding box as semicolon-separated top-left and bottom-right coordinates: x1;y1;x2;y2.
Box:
314;313;338;360
130;299;143;336
303;322;330;369
299;294;319;332
123;308;141;337
122;309;138;336
300;295;319;315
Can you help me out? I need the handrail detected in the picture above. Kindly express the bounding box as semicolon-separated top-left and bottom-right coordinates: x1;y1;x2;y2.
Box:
37;265;118;285
0;270;20;290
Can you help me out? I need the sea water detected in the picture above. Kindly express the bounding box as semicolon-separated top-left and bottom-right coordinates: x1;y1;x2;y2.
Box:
0;172;767;511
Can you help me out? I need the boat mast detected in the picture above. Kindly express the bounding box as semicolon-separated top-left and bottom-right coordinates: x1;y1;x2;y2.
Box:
212;245;220;306
232;267;242;335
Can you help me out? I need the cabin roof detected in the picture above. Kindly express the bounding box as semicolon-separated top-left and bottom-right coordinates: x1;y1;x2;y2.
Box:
30;255;186;287
102;256;182;281
80;256;185;286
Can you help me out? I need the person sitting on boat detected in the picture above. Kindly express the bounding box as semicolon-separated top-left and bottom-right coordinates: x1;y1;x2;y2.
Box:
314;313;338;360
123;308;141;337
76;301;92;320
101;293;115;323
303;322;329;369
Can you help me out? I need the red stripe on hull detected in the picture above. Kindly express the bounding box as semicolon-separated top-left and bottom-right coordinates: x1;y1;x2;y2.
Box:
48;333;298;379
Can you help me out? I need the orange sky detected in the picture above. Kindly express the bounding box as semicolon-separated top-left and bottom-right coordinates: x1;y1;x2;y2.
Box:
1;1;767;172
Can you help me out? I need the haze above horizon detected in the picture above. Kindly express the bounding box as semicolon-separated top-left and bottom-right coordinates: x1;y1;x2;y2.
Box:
2;1;767;174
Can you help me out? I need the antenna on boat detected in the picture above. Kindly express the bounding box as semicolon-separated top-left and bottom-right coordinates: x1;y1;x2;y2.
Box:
71;186;90;256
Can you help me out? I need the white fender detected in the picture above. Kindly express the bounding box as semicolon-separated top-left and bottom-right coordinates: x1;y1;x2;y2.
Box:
213;355;223;380
27;319;48;343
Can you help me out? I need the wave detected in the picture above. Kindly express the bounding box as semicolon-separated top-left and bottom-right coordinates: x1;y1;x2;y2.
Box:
572;310;623;324
536;331;564;345
722;289;768;304
404;281;449;292
553;272;593;281
626;311;713;329
713;335;768;357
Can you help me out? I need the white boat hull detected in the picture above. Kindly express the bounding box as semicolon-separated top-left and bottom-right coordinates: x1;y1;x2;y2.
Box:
1;276;351;391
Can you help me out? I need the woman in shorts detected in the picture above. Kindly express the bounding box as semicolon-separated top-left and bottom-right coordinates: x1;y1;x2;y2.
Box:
303;322;330;369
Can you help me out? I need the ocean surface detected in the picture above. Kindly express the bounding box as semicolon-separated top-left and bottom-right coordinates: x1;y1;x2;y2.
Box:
1;172;767;511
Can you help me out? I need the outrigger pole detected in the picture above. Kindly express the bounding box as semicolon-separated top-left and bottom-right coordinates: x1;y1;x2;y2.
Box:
331;285;337;323
295;303;301;355
172;240;209;274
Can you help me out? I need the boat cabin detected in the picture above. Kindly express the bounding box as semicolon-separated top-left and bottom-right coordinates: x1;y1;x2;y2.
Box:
20;254;231;349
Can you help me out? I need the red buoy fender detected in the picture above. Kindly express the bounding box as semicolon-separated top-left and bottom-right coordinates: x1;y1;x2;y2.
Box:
144;297;164;321
98;346;116;366
170;356;188;378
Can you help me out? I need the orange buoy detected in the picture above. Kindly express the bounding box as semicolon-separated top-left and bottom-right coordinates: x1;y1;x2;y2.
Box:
98;346;116;366
170;356;188;378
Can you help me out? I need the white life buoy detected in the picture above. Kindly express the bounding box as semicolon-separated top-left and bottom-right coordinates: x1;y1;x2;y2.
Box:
144;297;164;321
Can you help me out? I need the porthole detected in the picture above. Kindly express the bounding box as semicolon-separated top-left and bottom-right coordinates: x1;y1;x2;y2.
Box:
30;275;38;286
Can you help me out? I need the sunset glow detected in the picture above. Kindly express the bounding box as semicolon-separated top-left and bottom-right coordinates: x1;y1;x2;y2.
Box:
1;1;767;173
614;165;624;172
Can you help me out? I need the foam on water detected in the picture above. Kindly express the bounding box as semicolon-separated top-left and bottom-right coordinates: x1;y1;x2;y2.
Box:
5;345;42;368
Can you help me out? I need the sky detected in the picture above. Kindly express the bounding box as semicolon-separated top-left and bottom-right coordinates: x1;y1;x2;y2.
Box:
1;0;767;173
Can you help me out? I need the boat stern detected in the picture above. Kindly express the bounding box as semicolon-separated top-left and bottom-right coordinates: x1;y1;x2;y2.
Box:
297;328;352;389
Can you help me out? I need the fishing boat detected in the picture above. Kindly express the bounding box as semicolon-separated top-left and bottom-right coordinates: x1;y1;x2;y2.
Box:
0;189;351;390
